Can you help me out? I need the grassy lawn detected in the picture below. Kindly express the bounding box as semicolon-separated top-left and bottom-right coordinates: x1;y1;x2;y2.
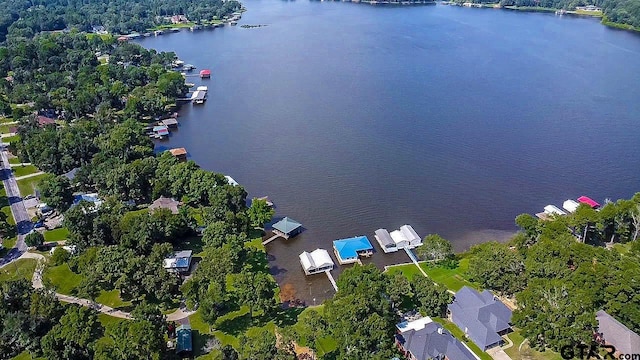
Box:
0;187;15;226
385;263;424;281
0;124;14;133
11;351;33;360
504;329;563;360
8;157;23;164
17;174;46;196
433;317;493;360
43;228;69;242
420;258;479;292
12;165;38;178
0;236;17;257
96;289;132;309
3;134;20;143
612;242;631;255
0;258;37;282
43;263;83;295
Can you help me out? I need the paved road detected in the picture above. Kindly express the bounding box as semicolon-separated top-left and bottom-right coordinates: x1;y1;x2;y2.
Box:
0;146;32;266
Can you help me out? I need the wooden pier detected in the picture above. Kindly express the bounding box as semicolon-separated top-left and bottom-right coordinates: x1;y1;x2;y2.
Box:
324;270;338;292
404;248;428;277
262;234;281;245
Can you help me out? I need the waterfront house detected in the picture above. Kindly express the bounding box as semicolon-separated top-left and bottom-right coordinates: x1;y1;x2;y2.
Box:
376;225;422;253
200;69;211;78
272;217;303;239
395;317;477;360
299;249;334;275
175;324;193;354
333;236;374;264
163;250;193;273
562;199;580;213
578;195;600;209
448;286;512;351
171;14;188;24
596;310;640;356
149;196;182;214
168;148;187;161
543;205;566;216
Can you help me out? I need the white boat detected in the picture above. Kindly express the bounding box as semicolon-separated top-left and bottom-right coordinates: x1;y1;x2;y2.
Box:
196;86;208;91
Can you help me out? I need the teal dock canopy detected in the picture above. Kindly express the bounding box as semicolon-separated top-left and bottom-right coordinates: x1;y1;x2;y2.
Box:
272;217;303;237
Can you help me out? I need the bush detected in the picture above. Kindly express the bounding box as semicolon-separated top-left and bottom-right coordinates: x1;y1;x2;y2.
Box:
436;255;459;269
25;231;44;247
50;247;71;266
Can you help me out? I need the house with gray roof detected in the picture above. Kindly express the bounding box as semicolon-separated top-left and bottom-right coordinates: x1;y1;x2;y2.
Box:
396;317;478;360
448;286;512;351
596;310;640;356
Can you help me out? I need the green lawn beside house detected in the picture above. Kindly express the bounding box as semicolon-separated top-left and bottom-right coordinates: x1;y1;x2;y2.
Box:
8;157;23;165
95;289;131;309
385;263;424;280
419;258;478;292
43;228;69;242
3;134;20;143
12;165;38;178
0;258;37;282
0;187;16;226
17;174;46;196
504;329;563;360
43;263;83;294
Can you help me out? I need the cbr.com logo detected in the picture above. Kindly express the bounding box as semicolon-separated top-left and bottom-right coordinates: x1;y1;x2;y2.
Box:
561;344;640;359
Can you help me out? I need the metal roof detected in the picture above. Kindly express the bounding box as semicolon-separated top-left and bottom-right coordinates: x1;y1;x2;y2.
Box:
333;236;373;260
597;310;640;355
272;217;302;235
176;324;192;353
375;229;395;247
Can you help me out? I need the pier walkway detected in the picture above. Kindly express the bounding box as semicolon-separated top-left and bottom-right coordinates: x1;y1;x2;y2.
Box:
262;234;281;245
404;248;428;278
325;270;338;291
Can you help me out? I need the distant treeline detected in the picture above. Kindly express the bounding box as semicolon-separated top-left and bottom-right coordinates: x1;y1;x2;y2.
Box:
0;0;241;43
454;0;640;28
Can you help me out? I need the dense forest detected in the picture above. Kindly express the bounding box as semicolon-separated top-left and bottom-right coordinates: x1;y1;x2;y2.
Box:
0;0;241;43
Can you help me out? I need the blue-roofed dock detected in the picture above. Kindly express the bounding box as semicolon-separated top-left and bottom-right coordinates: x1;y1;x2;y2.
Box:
332;236;374;265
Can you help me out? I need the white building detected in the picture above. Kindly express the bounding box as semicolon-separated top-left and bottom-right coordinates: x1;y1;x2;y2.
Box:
562;199;580;213
163;250;193;273
375;225;422;253
544;205;566;216
299;249;334;275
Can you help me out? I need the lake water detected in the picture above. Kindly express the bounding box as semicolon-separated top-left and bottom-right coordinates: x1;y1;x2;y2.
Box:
137;1;640;302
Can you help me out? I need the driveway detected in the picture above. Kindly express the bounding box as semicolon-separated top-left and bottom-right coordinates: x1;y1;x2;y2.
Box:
487;347;513;360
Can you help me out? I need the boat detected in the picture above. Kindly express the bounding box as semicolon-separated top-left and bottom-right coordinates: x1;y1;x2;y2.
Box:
183;64;196;71
196;86;208;91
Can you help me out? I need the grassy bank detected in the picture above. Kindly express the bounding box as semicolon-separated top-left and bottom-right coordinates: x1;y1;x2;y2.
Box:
602;18;640;32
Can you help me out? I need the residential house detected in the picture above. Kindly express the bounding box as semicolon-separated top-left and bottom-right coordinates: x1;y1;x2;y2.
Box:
448;286;512;351
163;250;193;273
596;310;640;356
396;317;478;360
149;196;182;215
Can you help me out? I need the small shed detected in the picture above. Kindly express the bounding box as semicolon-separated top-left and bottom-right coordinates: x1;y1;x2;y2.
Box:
333;236;373;264
272;217;302;239
149;196;182;214
175;324;193;354
168;147;187;161
200;69;211;78
299;249;334;275
562;199;580;213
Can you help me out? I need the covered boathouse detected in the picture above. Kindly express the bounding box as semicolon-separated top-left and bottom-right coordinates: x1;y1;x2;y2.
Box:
271;217;303;239
374;225;422;253
333;236;374;265
299;249;334;275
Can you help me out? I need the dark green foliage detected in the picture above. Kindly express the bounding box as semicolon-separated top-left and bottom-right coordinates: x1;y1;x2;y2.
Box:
411;276;452;317
37;174;74;212
41;305;103;360
467;241;525;295
25;231;44;247
415;234;453;262
50;246;71;266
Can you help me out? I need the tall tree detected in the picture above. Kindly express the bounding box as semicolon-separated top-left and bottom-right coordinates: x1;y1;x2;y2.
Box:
37;174;74;211
415;234;453;262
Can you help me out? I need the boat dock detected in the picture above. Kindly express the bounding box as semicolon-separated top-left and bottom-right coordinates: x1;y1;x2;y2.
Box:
325;270;338;291
404;248;428;277
191;90;206;104
262;234;280;245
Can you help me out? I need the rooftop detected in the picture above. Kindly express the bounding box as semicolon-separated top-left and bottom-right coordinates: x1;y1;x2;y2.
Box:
578;195;600;208
149;196;182;214
272;217;302;235
299;249;334;271
596;310;640;355
397;319;477;360
176;324;192;353
448;286;512;350
169;148;187;157
333;236;373;259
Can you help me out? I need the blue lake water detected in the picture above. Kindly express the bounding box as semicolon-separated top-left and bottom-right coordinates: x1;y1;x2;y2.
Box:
138;1;640;301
